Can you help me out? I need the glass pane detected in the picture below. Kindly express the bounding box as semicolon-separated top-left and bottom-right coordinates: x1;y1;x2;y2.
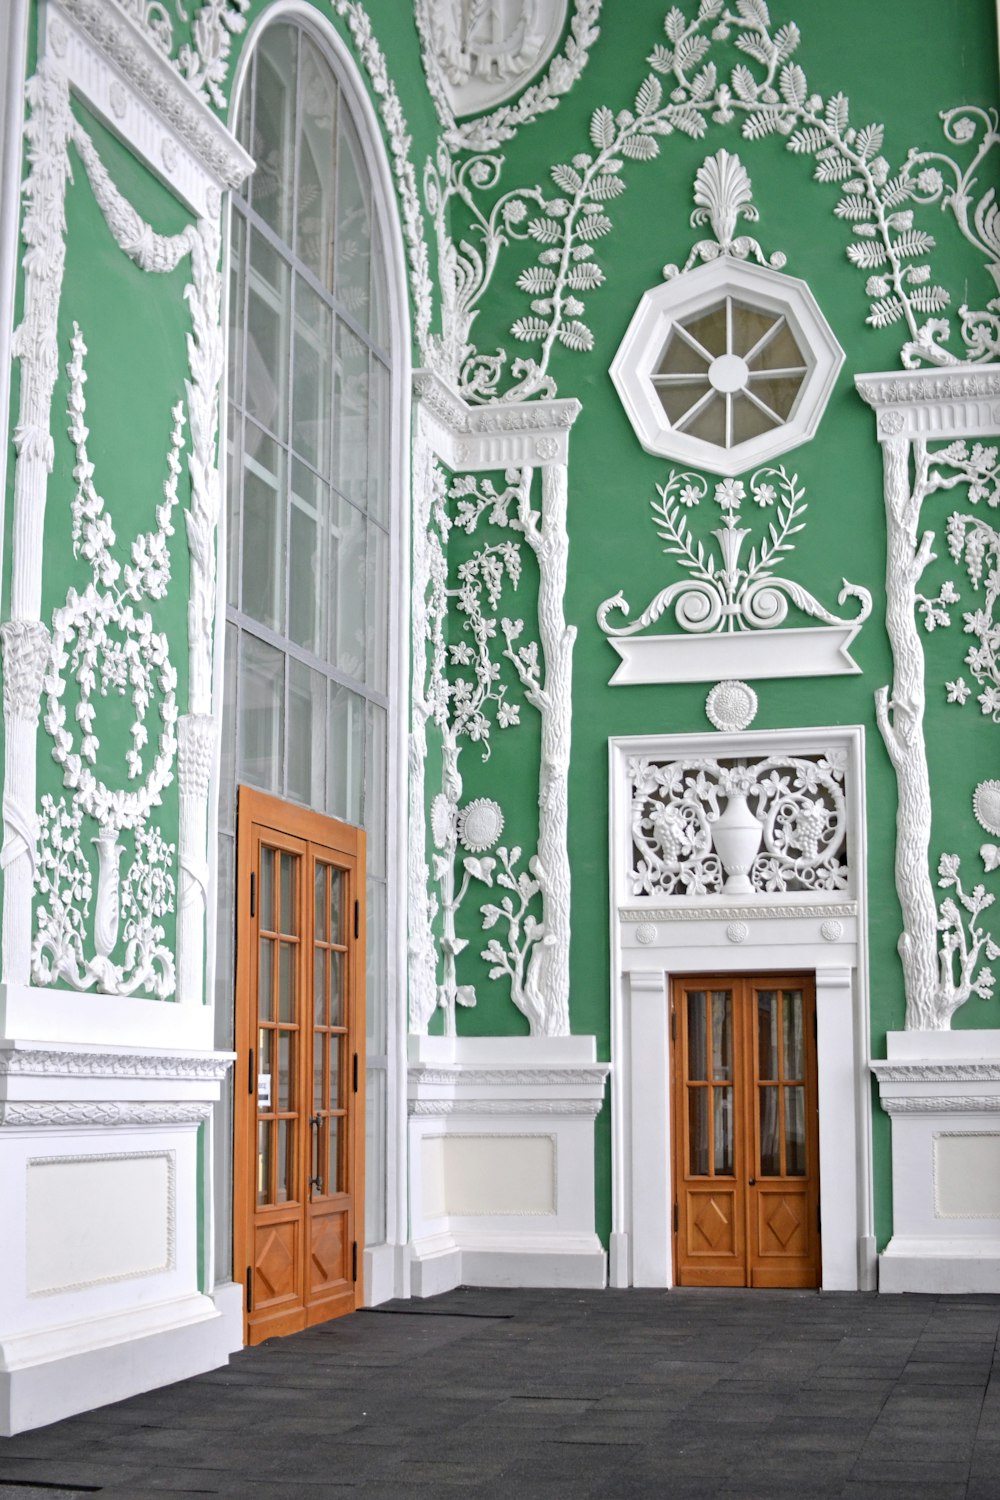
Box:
289;460;328;654
257;1026;272;1083
687;992;707;1081
238;634;284;794
757;992;778;1080
330;950;343;1028
235;68;253;160
259;937;274;1020
257;1121;271;1206
334;321;369;509
278;941;295;1024
246;231;290;442
260;846;275;929
656;329;711;376
279;852;295;933
328;1115;341;1194
295;36;338;289
278;1030;293;1110
276;1117;293;1203
292;276;332;472
679;304;727;357
732;391;780;443
711;990;732;1081
329;869;343;945
365;1067;386;1244
745;373;804;421
228;211;246;396
785;1086;806;1175
366;877;386;1052
783;990;805;1080
370;220;389;353
656;379;710;425
759;1086;781;1175
314;1031;325;1113
219;621;237;832
688;1087;709;1176
314;946;328;1026
331;1035;342;1110
366;523;388;694
251;26;297;243
368;356;390;527
327;683;365;824
329;493;366;679
731;304;779;358
241;423;286;633
683;392;727;444
713;1087;733;1175
226;406;242;610
747;317;804;371
335;117;371;329
287;658;327;809
315;863;327;942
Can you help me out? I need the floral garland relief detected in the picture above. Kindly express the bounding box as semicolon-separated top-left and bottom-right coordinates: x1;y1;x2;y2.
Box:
34;326;180;997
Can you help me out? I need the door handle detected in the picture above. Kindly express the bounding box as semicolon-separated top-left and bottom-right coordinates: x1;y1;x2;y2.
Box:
748;1177;756;1186
309;1116;323;1194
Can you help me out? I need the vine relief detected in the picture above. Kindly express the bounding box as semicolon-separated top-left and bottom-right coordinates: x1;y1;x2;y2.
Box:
33;325;179;998
628;750;850;900
112;0;249;109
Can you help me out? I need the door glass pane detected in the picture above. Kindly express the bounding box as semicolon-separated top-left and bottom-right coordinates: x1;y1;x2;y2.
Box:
328;1116;341;1194
259;937;274;1020
330;950;343;1028
257;1121;271;1206
315;862;327;942
328;868;343;945
711;991;732;1081
687;992;707;1081
757;991;778;1080
785;1086;806;1175
759;1086;781;1175
783;989;804;1079
314;1032;325;1113
278;942;295;1023
246;231;290;443
688;1088;708;1176
257;1027;272;1083
241;422;286;631
278;1030;293;1109
276;1118;293;1203
295;35;337;290
713;1087;733;1175
238;634;284;794
287;659;327;810
331;1036;343;1110
314;946;328;1027
292;276;332;472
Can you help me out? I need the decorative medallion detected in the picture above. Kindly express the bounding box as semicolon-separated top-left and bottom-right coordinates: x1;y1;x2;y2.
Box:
706;681;758;733
635;923;657;946
820;919;844;943
973;780;1000;835
424;0;568;118
457;797;505;852
431;793;454;849
726;921;749;944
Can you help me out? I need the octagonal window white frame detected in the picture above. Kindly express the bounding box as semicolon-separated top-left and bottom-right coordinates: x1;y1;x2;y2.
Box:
610;258;845;477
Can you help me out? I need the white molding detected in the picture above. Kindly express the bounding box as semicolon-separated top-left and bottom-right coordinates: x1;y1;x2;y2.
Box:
608;725;871;1292
0;1101;212;1127
413;370;580;470
0;1040;233;1080
43;0;253;216
856;364;1000;440
0;0;30;630
605;622;865;685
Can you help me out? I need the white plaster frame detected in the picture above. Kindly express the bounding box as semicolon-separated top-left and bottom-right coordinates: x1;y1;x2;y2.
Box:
608;726;875;1292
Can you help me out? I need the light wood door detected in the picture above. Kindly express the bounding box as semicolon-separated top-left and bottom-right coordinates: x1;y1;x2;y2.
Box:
234;787;365;1344
672;973;820;1289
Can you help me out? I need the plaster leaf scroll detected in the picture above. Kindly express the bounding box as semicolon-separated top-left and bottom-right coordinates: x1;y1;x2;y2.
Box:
597;466;871;684
33;325;179;999
110;0;250;111
663;149;786;278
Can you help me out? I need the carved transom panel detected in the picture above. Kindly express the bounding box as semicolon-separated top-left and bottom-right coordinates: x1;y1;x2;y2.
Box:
628;750;850;899
611;259;844;476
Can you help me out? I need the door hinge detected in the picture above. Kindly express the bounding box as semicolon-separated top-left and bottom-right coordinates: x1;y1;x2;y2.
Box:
354;899;360;939
353;1052;359;1093
245;1266;252;1313
248;1046;254;1095
352;1241;358;1282
673;1202;678;1234
249;871;256;919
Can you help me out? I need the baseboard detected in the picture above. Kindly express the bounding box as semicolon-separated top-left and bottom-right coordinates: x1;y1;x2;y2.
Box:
0;1283;243;1435
408;1232;607;1296
879;1238;1000;1294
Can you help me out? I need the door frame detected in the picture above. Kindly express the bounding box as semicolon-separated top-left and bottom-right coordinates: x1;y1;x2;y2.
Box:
232;785;366;1343
607;726;875;1292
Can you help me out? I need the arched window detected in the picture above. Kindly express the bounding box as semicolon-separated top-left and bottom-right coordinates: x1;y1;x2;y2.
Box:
217;15;396;1261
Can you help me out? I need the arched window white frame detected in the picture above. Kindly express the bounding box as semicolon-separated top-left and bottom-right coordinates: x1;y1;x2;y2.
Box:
212;5;410;1297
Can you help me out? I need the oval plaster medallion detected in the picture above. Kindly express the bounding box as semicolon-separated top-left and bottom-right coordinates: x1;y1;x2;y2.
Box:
635;924;657;946
706;680;758;733
424;0;569;118
726;921;749;944
161;137;178;173
109;81;128;121
820;919;843;943
973;779;1000;835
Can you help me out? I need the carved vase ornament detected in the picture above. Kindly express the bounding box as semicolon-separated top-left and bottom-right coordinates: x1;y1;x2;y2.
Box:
710;791;764;895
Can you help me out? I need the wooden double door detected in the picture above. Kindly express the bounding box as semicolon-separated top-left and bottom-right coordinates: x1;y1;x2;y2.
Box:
234;788;365;1344
671;973;820;1288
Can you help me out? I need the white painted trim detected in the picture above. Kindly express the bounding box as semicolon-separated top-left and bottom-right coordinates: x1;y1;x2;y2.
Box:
855;363;1000;438
608;726;873;1292
605;622;865;685
0;0;30;631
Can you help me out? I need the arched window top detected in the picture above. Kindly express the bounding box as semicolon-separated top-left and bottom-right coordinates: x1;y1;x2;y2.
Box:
234;18;388;349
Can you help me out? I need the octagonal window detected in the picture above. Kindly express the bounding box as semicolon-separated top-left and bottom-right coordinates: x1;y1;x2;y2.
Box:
611;260;844;477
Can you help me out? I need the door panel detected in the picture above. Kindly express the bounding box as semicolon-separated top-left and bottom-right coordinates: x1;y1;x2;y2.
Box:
672;973;819;1289
234;788;365;1345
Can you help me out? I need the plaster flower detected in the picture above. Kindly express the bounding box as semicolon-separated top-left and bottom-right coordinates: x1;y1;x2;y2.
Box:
430;793;454;849
678;483;701;507
866;276;890;297
916;167;944;195
457;798;504;853
715;478;745;511
503;200;528;226
752;482;777;507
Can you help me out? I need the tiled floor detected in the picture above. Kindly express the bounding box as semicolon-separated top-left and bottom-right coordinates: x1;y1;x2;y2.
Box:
2;1287;1000;1497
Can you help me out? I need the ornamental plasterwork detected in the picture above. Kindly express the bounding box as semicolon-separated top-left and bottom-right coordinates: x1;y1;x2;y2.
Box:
705;679;757;732
628;750;850;900
107;0;249;111
663;148;785;278
597;464;871;685
0;1101;212;1127
618;900;857;922
420;0;569;120
0;1046;231;1079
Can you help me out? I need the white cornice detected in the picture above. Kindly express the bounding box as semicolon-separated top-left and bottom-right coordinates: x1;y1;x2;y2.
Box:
855;364;1000;442
0;1099;212;1126
412;368;581;470
0;1041;234;1080
619;901;858;923
43;0;253;218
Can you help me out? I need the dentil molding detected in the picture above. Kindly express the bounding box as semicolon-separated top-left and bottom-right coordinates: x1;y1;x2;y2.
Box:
618;901;859;923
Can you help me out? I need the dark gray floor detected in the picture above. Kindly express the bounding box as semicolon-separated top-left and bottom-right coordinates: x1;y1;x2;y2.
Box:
2;1287;1000;1498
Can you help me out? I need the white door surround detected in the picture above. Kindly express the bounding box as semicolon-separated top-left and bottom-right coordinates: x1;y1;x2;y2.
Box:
607;727;876;1292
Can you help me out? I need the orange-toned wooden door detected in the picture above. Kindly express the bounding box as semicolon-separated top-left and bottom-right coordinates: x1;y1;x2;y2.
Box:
672;974;820;1289
234;787;365;1345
